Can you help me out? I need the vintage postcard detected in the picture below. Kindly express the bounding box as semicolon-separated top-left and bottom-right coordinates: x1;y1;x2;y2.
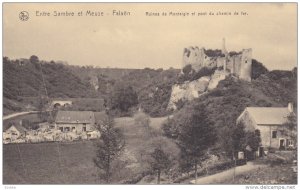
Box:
2;2;298;188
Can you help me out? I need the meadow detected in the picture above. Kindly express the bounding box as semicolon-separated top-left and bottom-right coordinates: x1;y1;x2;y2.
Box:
3;116;169;184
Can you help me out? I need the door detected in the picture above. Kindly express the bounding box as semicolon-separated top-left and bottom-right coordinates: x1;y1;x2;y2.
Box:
279;139;285;150
259;147;264;157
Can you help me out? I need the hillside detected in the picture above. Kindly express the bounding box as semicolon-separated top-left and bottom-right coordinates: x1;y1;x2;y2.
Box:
116;68;180;116
164;67;297;153
3;57;97;99
3;56;180;115
3;55;296;119
3;57;100;114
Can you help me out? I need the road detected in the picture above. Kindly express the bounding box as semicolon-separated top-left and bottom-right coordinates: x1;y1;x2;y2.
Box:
3;111;39;121
190;162;267;184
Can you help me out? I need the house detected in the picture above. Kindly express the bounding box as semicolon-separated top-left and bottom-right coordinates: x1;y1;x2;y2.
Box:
3;123;28;143
54;111;96;133
237;103;296;150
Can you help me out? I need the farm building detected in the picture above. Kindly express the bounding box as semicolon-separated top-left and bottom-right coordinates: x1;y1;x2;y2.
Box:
54;111;96;133
3;123;28;143
237;103;296;150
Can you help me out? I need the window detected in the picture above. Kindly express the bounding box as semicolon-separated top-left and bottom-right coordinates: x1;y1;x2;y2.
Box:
72;127;75;131
59;127;63;132
272;131;277;138
287;140;294;146
83;126;86;132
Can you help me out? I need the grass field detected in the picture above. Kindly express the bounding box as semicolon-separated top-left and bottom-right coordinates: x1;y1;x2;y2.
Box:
3;116;170;184
3;141;99;184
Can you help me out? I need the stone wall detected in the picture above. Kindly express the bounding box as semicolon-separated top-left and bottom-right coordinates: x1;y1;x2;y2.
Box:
183;47;217;70
182;46;252;82
240;49;252;82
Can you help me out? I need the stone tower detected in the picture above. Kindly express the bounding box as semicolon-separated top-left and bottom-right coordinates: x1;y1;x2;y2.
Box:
222;38;228;71
240;48;252;82
222;38;228;55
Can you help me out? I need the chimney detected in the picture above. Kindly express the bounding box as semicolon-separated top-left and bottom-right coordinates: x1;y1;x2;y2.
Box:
288;102;294;113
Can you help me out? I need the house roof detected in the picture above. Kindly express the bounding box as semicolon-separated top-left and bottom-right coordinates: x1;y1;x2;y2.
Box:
55;111;95;124
5;123;28;133
245;107;292;125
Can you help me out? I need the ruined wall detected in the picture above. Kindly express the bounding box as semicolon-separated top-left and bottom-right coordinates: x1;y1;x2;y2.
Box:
183;47;217;71
183;47;252;81
240;49;252;82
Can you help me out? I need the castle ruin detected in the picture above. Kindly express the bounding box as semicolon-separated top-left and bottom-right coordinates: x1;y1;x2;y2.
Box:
182;38;252;82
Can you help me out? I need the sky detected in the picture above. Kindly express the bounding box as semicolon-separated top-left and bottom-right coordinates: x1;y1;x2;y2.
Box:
3;3;297;70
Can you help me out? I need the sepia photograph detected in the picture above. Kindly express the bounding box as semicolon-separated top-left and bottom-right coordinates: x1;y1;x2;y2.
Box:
2;2;298;187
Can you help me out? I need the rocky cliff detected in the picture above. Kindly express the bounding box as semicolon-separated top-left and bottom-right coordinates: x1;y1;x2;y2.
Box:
168;69;230;110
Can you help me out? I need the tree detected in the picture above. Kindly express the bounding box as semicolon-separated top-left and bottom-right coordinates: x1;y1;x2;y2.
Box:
93;116;125;183
177;105;216;182
178;153;194;176
251;59;269;79
182;64;192;75
232;122;247;158
150;147;171;184
134;111;150;128
282;113;297;149
37;96;50;122
29;55;39;64
106;84;138;115
245;130;261;152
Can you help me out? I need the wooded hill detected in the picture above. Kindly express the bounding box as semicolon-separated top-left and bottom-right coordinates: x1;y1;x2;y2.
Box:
3;55;297;119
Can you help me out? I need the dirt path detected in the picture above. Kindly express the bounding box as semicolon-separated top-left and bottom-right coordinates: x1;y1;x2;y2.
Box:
3;111;39;121
190;162;267;184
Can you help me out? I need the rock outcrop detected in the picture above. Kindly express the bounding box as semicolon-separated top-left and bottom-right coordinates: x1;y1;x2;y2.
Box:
167;69;230;110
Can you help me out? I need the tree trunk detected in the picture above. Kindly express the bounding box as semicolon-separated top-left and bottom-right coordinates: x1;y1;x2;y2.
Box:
106;155;110;183
157;170;161;184
194;161;198;184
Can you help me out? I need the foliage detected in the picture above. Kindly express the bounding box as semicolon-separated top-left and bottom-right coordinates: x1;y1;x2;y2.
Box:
105;83;138;116
251;59;269;79
164;68;295;161
175;104;217;181
93;116;125;183
219;123;246;159
282;113;297;148
134;111;150;128
182;64;193;75
204;49;224;57
3;56;98;113
149;147;172;184
244;129;261;152
130;68;178;117
29;55;39;64
177;66;216;84
252;70;297;106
